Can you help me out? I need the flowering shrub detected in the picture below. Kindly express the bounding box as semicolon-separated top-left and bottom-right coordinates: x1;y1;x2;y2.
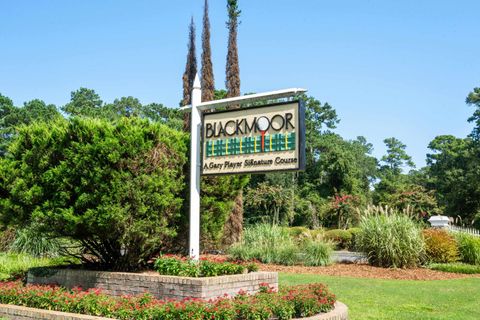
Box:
0;281;336;319
328;194;361;229
422;229;459;263
154;255;258;277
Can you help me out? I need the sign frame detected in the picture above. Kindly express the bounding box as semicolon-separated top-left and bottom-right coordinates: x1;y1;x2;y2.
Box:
200;99;306;176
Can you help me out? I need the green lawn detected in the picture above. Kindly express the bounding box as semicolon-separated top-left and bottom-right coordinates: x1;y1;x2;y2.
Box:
0;253;69;281
280;273;480;320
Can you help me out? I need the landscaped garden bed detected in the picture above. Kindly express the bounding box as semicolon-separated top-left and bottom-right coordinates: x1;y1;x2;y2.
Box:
0;281;339;320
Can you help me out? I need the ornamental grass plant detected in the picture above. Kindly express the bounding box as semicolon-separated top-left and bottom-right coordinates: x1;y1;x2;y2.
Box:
455;232;480;265
356;208;425;268
229;224;332;266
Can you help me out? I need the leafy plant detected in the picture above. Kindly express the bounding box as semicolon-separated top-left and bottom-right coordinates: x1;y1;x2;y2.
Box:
356;209;425;268
347;227;362;250
302;239;332;266
0;281;336;319
0;117;187;271
323;229;352;250
455;232;480;265
153;256;250;277
422;229;459;263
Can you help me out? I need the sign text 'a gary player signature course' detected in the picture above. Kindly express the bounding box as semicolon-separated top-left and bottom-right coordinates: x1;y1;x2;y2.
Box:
202;101;306;175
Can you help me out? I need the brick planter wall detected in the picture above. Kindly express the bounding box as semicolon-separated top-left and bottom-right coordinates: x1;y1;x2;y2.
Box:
0;304;114;320
0;302;348;320
27;269;278;300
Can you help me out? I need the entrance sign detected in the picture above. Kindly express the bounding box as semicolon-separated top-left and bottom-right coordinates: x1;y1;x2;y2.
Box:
182;73;306;260
202;101;305;175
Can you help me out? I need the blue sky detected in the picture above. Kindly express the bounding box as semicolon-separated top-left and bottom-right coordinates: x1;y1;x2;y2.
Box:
1;1;479;167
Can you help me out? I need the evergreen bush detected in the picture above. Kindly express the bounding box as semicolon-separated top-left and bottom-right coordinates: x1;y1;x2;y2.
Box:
0;117;187;270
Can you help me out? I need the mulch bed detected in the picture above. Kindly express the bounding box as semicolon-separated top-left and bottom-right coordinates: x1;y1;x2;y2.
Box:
258;262;480;280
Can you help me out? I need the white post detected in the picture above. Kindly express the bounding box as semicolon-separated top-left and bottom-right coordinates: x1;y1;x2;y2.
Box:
189;74;202;260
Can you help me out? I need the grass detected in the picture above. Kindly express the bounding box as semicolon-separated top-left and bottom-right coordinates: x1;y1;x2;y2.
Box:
428;263;480;274
280;273;480;320
0;253;70;281
229;223;332;266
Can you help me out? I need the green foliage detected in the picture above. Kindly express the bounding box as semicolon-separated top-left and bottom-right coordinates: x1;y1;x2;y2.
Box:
0;227;15;252
0;117;187;270
455;233;480;265
347;227;362;250
466;87;480;141
228;224;296;265
0;253;69;281
200;174;249;248
428;262;480;274
323;229;352;250
426;135;480;224
374;137;416;205
62;88;104;118
356;210;425;268
422;229;459;263
9;225;64;258
0;94;61;156
326;194;362;229
380;137;415;174
229;224;332;266
302;239;332;267
153;256;249;277
0;281;335;319
386;184;441;220
306;133;377;201
244;182;293;225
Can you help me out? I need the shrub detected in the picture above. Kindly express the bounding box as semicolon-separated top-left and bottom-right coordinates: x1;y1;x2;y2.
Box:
0;281;336;319
229;224;332;266
422;229;459;263
455;233;480;265
347;227;362;250
153;255;251;277
428;263;480;274
0;118;187;271
286;226;310;238
323;229;352;250
356;212;425;268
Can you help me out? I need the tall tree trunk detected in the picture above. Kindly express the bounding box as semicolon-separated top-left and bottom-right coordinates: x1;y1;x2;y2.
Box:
223;0;244;246
182;17;197;132
201;0;215;102
179;17;197;254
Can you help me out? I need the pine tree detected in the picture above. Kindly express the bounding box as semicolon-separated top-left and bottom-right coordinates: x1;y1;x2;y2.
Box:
201;0;215;102
182;17;197;131
223;0;244;246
